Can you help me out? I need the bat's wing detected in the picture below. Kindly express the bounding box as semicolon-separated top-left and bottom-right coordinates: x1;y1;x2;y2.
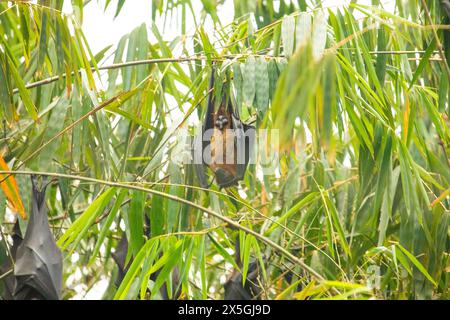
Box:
203;66;216;134
224;272;253;300
224;260;261;300
13;176;62;300
111;234;130;287
193;67;216;188
192;131;210;188
0;220;23;300
225;237;261;300
10;219;23;258
231;109;255;181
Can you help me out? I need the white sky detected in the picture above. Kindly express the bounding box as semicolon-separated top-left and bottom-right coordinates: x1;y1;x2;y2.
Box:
63;0;395;60
77;0;236;54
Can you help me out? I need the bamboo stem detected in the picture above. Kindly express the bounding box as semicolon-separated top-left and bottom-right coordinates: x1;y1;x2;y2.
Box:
13;50;443;94
0;169;331;285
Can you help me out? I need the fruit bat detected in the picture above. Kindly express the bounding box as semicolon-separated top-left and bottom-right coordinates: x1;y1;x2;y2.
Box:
0;220;23;300
224;236;261;300
13;176;63;300
112;233;181;300
193;66;255;188
111;234;130;289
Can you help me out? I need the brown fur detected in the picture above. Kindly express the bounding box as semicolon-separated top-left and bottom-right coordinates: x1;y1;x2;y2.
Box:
209;105;237;182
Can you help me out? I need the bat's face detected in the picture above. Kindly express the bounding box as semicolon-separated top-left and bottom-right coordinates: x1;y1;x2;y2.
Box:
212;105;231;130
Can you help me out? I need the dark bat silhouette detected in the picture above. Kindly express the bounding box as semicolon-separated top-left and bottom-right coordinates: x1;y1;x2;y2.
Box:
111;234;129;289
224;236;262;300
112;233;181;300
13;176;63;300
193;66;255;188
0;220;23;300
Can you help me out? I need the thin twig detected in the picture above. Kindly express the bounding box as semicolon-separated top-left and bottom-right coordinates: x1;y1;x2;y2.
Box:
13;49;444;94
0;268;13;280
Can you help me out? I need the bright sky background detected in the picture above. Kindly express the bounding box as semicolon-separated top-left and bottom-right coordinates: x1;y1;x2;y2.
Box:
67;0;387;55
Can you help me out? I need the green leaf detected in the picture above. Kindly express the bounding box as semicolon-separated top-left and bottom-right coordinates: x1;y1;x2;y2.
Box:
128;190;145;256
396;244;437;287
57;188;117;251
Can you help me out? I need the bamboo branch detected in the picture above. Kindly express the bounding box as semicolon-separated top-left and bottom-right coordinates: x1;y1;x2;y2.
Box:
0;169;332;285
0;92;129;185
12;56;210;94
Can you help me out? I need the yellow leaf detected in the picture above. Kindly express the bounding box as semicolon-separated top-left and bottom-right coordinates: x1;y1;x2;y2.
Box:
0;155;26;219
431;186;450;208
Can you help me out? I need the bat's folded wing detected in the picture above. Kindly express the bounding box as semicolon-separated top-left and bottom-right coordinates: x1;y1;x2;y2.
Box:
13;246;60;300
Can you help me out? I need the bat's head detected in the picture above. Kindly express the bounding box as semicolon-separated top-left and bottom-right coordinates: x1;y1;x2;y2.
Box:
213;105;232;131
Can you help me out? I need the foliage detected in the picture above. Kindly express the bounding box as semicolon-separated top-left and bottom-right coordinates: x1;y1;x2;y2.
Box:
0;0;449;300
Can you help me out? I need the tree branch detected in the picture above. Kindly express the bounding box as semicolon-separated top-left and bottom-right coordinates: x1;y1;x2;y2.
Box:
13;51;442;94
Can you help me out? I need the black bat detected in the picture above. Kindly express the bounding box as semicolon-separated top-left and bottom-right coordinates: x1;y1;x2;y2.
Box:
111;234;130;289
12;176;63;300
193;66;255;189
224;236;262;300
112;233;181;300
0;219;23;300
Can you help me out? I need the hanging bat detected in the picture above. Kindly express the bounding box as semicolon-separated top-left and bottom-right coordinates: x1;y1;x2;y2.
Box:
0;219;23;300
193;66;255;189
13;176;63;300
112;233;181;300
111;234;130;289
224;235;262;300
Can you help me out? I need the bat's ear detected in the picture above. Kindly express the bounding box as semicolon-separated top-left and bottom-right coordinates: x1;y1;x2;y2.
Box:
31;175;49;192
31;175;49;207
